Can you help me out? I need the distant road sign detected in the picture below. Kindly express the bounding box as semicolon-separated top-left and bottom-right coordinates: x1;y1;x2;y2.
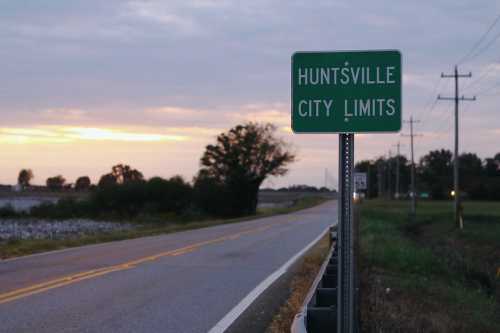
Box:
291;50;402;133
354;172;367;191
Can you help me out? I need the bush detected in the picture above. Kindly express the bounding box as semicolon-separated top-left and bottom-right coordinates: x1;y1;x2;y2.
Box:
30;198;96;219
0;204;20;218
90;176;193;218
75;176;92;191
92;181;148;217
27;176;196;220
146;176;192;214
46;175;66;191
193;176;233;217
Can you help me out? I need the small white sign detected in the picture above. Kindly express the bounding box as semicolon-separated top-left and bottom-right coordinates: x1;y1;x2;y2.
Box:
354;172;367;191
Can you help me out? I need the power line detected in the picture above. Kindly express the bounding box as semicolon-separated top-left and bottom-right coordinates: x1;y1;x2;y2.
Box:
471;78;500;96
422;96;454;134
462;58;500;91
433;108;454;135
458;13;500;64
420;79;453;131
463;29;500;64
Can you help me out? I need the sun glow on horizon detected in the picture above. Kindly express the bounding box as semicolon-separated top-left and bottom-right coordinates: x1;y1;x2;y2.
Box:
0;126;187;144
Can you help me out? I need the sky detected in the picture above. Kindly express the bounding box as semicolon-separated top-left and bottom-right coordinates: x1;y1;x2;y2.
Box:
1;0;500;188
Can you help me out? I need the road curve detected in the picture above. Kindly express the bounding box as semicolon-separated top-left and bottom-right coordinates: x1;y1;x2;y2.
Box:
0;200;336;333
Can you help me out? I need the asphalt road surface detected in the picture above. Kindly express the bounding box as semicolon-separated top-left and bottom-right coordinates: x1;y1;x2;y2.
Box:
0;201;336;333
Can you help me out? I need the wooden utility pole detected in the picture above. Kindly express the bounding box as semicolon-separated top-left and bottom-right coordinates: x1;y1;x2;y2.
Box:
325;168;328;189
377;161;383;198
367;163;371;199
387;149;393;199
393;142;403;199
402;117;420;220
438;66;475;229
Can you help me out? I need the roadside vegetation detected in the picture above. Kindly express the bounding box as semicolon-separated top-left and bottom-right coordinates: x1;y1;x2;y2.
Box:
360;199;500;332
0;196;329;259
267;232;332;333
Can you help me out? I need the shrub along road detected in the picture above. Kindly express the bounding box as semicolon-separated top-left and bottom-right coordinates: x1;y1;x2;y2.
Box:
0;200;336;333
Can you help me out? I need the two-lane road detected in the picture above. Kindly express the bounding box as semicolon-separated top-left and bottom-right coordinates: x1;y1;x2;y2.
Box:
0;201;336;333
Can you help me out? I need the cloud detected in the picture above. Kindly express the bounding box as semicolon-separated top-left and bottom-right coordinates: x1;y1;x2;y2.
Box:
41;108;88;121
145;106;206;117
0;126;187;144
360;13;399;28
231;102;289;126
403;73;433;89
124;1;204;36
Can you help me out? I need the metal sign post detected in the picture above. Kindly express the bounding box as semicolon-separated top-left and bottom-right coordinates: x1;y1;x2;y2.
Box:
338;133;355;333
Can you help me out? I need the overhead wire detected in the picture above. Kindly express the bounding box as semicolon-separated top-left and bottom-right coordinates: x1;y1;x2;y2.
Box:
458;12;500;64
462;29;500;64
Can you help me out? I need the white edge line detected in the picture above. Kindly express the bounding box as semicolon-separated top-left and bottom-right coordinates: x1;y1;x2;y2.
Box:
207;225;331;333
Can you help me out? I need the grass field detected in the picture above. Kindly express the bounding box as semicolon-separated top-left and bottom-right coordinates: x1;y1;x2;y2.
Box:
360;199;500;332
0;196;329;259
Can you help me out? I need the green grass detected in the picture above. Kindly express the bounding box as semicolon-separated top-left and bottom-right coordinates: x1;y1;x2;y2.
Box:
0;196;330;259
360;199;499;332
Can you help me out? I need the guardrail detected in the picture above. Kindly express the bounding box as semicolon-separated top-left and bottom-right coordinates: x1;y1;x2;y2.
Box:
291;227;338;333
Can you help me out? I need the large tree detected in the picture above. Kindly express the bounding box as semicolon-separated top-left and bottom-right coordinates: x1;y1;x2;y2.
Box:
196;122;295;216
18;169;34;188
419;149;453;199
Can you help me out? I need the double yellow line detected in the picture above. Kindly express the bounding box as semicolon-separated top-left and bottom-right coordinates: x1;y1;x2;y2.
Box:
0;224;275;305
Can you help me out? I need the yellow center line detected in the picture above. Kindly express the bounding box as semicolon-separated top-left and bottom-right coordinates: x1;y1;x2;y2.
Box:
0;218;296;305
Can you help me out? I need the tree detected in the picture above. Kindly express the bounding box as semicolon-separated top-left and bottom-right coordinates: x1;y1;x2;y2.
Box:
98;164;144;188
46;175;66;191
111;164;144;184
147;176;192;214
196;122;295;216
459;153;483;198
485;157;500;177
495;153;500;162
482;154;500;200
419;149;453;199
75;176;91;191
18;169;34;188
98;173;118;188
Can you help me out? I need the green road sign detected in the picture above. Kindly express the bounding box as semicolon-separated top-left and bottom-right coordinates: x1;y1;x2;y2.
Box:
291;50;402;133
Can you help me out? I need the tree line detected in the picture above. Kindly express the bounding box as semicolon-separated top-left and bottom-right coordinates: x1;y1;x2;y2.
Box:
13;123;295;218
17;169;92;191
356;149;500;200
